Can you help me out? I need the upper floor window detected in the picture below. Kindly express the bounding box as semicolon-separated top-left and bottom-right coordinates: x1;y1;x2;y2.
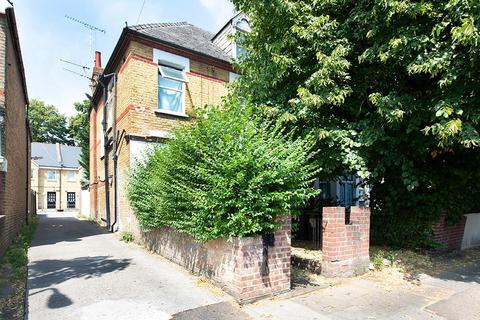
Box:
158;65;187;115
47;170;57;181
236;45;248;58
67;171;76;182
233;17;250;59
106;79;115;129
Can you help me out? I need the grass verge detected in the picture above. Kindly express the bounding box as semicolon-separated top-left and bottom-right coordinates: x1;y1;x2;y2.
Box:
0;216;38;320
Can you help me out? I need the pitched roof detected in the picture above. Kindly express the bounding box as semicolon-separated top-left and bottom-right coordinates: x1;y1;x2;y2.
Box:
128;22;231;63
31;142;81;169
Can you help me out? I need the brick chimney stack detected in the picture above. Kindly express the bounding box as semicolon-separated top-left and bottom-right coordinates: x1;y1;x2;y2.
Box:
90;51;104;92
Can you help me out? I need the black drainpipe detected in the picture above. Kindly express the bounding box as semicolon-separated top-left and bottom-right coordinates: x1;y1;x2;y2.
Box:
99;73;115;230
110;74;118;232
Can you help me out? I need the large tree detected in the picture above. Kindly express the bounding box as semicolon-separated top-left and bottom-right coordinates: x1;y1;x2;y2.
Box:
29;99;73;145
230;0;480;247
69;95;91;182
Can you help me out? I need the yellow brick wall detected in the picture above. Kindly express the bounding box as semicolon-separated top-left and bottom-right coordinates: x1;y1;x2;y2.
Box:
90;39;230;235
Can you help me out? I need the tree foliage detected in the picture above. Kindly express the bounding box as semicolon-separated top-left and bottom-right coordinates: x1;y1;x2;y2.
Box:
69;95;91;182
127;102;318;242
230;0;480;247
29;99;73;145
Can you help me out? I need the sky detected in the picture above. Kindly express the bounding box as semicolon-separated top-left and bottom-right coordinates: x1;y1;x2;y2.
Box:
10;0;235;116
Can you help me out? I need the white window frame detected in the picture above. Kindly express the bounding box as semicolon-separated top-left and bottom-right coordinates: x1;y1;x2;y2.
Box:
157;64;188;117
232;17;250;59
106;79;115;129
47;170;57;181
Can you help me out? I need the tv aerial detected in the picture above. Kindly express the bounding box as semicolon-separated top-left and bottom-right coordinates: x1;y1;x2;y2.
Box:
65;15;106;64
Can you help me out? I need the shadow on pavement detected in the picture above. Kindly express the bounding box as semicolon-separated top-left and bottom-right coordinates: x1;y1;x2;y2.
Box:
30;212;106;247
29;256;131;309
29;256;131;289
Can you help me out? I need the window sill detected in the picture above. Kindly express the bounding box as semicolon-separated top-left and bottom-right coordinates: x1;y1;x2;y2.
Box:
154;109;189;118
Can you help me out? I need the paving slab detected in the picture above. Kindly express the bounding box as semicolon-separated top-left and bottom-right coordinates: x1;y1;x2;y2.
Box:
246;278;432;320
427;287;480;320
171;301;251;320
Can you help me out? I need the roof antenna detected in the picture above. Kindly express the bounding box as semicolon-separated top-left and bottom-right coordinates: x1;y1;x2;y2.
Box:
65;15;106;64
6;0;13;6
62;68;94;82
125;21;128;27
60;58;90;74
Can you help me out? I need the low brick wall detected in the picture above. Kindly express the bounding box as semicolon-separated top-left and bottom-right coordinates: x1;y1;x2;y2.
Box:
432;212;466;251
141;217;291;302
322;206;370;277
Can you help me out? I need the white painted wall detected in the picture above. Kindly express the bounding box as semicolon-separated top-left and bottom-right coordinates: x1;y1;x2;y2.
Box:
462;213;480;250
130;140;159;167
80;188;90;218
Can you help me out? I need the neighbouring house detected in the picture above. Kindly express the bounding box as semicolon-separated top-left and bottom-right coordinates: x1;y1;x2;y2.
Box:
31;142;82;211
89;13;250;234
0;7;31;256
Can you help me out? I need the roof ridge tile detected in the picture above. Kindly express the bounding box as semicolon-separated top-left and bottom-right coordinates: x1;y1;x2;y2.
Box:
130;21;190;30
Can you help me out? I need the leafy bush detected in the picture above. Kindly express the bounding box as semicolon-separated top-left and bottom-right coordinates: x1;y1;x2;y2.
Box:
119;231;134;243
230;0;480;249
127;102;318;242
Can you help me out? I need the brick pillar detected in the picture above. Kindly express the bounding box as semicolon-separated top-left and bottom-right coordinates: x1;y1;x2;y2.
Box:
232;216;291;303
322;207;370;277
432;211;466;251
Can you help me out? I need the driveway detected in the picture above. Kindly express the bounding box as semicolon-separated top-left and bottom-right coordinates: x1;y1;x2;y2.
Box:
27;212;248;320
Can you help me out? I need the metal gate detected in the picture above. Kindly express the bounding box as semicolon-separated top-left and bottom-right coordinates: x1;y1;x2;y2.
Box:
47;192;56;209
67;192;76;209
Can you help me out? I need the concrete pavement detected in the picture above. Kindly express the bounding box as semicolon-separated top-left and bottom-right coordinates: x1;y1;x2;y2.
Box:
27;212;248;320
244;258;480;320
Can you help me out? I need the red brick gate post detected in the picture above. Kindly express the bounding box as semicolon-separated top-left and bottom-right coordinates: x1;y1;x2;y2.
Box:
322;207;370;277
231;216;291;302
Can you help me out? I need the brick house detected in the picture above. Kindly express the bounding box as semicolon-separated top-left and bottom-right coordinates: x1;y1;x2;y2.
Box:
89;13;249;234
31;142;82;211
0;7;31;256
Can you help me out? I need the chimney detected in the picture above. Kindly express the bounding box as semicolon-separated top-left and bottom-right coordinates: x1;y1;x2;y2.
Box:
90;51;104;92
95;51;102;68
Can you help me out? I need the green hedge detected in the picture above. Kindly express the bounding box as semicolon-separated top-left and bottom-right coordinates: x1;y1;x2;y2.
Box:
127;102;318;241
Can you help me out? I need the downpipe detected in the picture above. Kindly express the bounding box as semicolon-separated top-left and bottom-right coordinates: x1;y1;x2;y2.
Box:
110;74;119;233
99;73;115;230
